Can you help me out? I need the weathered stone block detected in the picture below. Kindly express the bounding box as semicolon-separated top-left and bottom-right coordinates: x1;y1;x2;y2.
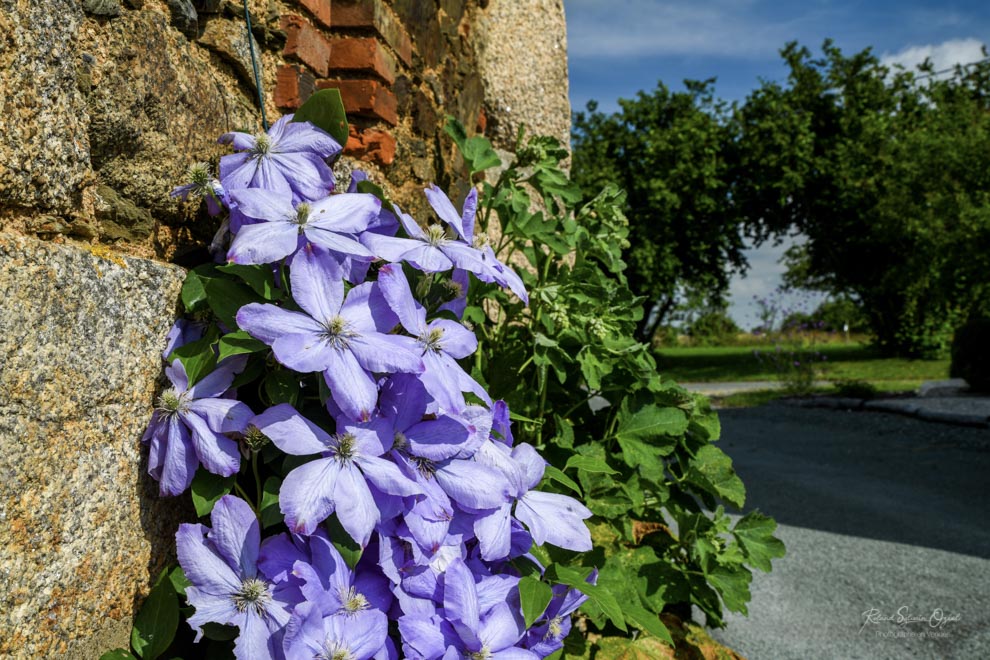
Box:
0;233;190;656
0;0;92;216
199;17;264;92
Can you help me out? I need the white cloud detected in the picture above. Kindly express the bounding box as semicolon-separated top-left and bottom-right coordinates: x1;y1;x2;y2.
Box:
565;0;829;59
880;38;986;73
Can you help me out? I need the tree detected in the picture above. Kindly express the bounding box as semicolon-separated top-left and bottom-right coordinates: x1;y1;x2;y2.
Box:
572;81;748;339
735;41;990;356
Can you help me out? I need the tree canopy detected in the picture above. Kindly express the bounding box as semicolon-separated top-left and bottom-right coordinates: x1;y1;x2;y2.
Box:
573;41;990;357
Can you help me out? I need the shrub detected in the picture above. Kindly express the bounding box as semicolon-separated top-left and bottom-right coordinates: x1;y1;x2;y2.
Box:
950;318;990;392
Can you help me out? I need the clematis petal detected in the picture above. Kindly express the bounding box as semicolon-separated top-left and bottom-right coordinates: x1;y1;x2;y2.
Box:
440;241;489;276
360;233;419;263
377;262;428;334
350;333;423;374
159;416;198;496
424;184;466;237
253;404;332;456
355;455;423;497
182;411;241;477
304;226;375;259
229;188;295;223
209;495;261;578
339;281;399;333
187;398;253;434
219;131;256;151
331;609;389;659
443;559;480;643
430;319;477;359
276;121;342;157
306;193;381;234
272;333;337;373
473;503;513;561
187;355;247;400
289;245;345;320
404;415;473;462
175;522;242;595
435;460;511;510
460;187;479;240
233;608;280;660
273;152;334;201
280;457;341;535
283;602;326;660
515;491;593;552
227;221;300;265
324;349;379;422
184;588;240;642
332;462;379;547
237;303;322;344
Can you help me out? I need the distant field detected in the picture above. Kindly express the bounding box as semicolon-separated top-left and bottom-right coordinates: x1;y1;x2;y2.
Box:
656;342;950;387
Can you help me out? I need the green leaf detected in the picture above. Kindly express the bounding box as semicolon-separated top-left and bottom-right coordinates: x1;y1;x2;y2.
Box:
217;263;283;301
100;650;137;660
180;266;211;313
622;601;673;645
550;565;626;632
463;135;502;173
732;511;786;572
518;576;553;628
200;622;239;641
168;328;219;387
444;116;469;151
293;88;349;147
705;563;752;614
542;465;581;495
167;566;191;597
190;469;235;518
259;476;284;529
264;370;300;407
323;515;362;569
202;277;261;329
218;330;268;362
131;572;179;659
614;401;688;443
356;180;395;213
686;445;746;508
564;455;618;475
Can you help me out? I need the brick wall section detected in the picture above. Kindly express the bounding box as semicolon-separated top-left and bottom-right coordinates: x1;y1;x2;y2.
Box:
281;14;332;77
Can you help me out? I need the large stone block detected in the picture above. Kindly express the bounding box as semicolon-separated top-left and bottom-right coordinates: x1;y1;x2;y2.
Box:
0;0;92;215
0;233;189;656
473;0;571;150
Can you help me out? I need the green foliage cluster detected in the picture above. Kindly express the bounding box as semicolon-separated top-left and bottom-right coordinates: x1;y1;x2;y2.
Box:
448;119;784;652
572;82;748;339
950;317;990;392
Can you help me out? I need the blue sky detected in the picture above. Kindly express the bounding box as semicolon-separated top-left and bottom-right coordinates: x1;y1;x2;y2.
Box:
565;0;990;328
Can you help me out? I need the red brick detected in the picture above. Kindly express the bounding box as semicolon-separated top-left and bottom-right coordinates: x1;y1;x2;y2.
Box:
281;15;332;77
317;79;398;125
332;0;412;67
345;125;397;166
331;37;397;84
275;64;316;109
297;0;331;28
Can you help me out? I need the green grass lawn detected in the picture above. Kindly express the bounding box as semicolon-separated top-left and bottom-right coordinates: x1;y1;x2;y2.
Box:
656;342;950;388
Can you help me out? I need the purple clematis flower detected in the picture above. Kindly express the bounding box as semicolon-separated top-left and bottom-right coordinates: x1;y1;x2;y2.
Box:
522;582;590;657
378;263;489;413
143;357;252;496
236;245;423;420
226;189;379;266
360;187;490;277
176;495;293;659
283;603;389;660
170;162;226;216
251;403;422;545
398;559;538;660
511;444;593;552
218;114;342;202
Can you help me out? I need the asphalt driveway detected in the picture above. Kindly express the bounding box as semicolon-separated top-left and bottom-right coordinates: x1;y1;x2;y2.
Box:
706;404;990;659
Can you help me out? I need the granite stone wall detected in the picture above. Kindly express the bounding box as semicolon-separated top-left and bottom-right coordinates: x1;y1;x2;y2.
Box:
0;0;569;654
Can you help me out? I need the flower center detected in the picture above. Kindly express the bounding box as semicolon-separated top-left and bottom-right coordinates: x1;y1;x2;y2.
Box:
252;132;273;156
411;455;436;479
294;202;311;228
426;224;447;247
231;578;272;615
315;642;353;660
339;586;370;614
186;162;211;187
418;326;445;353
469;648;493;660
243;425;270;452
155;388;187;418
321;316;356;349
392;432;408;451
546;616;564;640
333;433;357;461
